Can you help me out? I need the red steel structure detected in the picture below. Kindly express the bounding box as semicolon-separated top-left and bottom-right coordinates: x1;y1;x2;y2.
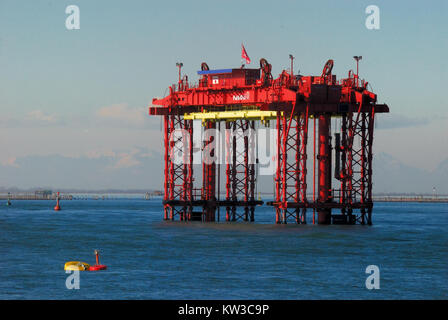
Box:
224;119;256;222
149;57;389;225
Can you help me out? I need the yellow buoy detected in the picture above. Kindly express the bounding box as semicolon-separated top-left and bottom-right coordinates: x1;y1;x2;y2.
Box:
64;261;90;271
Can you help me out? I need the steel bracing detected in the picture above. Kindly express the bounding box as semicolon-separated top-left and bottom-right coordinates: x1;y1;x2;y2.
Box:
153;58;388;224
225;120;256;222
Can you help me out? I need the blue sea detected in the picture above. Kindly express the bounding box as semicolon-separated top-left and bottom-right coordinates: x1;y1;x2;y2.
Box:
0;199;447;299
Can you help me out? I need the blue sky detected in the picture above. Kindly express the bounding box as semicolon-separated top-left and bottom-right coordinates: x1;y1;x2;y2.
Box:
0;0;447;189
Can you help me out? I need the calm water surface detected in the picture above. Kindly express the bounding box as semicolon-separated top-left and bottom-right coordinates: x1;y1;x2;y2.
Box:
0;200;447;299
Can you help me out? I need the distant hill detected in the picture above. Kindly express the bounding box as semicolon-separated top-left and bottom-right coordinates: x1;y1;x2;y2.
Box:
0;150;164;191
1;151;447;195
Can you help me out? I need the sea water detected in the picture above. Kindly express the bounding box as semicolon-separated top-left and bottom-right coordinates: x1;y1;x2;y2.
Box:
0;200;446;299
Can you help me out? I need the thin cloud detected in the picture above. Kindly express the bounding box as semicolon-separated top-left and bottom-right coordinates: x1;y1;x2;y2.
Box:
26;110;57;123
376;113;430;130
24;110;66;127
95;103;147;127
112;153;141;169
85;150;117;159
110;148;142;169
1;157;20;168
1;110;63;128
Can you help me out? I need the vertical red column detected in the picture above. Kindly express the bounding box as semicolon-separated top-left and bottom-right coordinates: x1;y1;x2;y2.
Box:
243;122;249;221
313;117;316;224
340;113;347;212
275;115;282;224
225;121;231;222
183;119;194;221
168;115;175;220
202;120;216;222
367;108;375;225
281;115;288;223
317;114;332;224
231;121;237;221
163;115;169;220
248;121;256;222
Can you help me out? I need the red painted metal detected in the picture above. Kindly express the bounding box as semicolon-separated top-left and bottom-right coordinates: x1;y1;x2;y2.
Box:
203;120;216;222
225;121;232;222
89;251;107;271
274;104;309;224
150;57;388;225
88;265;107;271
162;114;194;221
54;191;61;211
225;120;256;221
317;114;331;224
313;118;316;224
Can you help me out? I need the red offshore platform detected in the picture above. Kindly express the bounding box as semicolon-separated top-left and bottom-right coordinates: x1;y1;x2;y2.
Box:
149;56;389;225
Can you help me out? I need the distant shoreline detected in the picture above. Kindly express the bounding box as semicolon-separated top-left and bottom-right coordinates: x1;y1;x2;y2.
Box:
373;197;448;203
1;194;447;203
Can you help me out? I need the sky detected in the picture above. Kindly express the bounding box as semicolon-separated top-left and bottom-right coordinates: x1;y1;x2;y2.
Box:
0;0;447;190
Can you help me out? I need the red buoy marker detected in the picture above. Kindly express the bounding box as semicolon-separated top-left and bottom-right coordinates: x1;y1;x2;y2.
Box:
54;192;61;211
88;250;107;271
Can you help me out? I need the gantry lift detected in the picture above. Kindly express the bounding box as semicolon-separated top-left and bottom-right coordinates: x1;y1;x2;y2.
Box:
149;57;389;224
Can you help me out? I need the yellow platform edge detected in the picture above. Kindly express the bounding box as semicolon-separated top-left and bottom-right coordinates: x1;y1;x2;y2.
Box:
184;110;279;121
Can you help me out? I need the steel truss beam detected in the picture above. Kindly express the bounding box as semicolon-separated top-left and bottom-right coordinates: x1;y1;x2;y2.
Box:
225;120;256;221
336;106;375;224
202;120;217;222
274;106;309;224
163;114;194;221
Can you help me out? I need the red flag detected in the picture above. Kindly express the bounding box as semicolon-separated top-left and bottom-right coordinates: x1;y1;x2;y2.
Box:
241;44;251;64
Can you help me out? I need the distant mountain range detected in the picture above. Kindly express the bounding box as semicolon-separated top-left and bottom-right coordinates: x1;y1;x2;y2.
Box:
1;152;447;195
